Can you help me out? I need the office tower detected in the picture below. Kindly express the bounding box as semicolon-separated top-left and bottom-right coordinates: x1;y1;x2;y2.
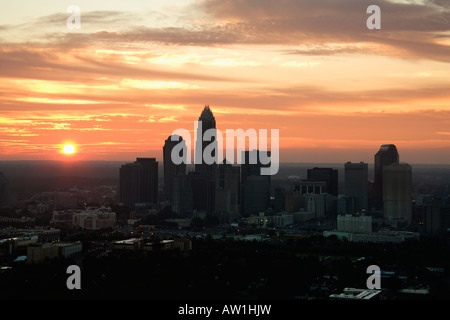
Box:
241;150;271;217
195;105;217;175
163;135;186;203
189;171;215;215
285;190;301;213
303;193;325;219
344;162;369;213
373;144;399;210
242;176;270;217
191;106;217;215
306;167;338;196
273;187;286;212
215;161;240;215
119;158;158;209
135;158;158;205
337;195;355;215
426;198;450;237
383;163;412;225
172;175;192;217
294;181;327;195
119;162;141;209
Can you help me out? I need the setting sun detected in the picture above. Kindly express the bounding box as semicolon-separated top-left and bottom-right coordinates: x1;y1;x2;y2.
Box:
63;144;75;154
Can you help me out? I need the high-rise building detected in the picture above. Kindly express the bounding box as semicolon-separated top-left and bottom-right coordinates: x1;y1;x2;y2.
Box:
215;161;240;215
191;106;217;215
240;150;271;217
172;175;192;217
344;162;369;213
195;105;217;175
189;171;215;215
163;135;186;203
136;158;158;205
119;158;158;209
373;144;399;210
294;181;327;195
383;163;412;225
425;198;450;237
242;175;270;217
303;193;325;219
119;162;141;209
306;167;338;196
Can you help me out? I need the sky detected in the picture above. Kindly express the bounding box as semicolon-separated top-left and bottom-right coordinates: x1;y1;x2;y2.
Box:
1;0;450;164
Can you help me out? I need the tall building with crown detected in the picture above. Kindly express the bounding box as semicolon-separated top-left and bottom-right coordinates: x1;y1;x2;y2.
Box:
195;105;217;175
372;144;399;210
190;106;217;215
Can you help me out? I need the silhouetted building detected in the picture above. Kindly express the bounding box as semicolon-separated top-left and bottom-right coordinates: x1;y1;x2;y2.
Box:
273;187;286;212
189;171;215;215
192;106;217;215
344;162;369;213
306;167;338;196
195;105;217;175
163;135;186;203
285;190;301;213
373;144;399;210
294;181;327;195
172;175;192;217
383;163;412;225
337;195;355;215
241;150;271;217
425;198;450;237
215;161;240;215
303;193;325;219
119;158;158;209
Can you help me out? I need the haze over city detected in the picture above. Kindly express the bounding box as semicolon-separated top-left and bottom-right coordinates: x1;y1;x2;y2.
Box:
1;0;450;163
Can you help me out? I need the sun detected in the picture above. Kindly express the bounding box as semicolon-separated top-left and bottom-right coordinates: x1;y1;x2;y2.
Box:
63;144;76;154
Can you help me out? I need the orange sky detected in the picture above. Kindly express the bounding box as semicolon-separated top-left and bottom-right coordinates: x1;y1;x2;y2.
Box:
1;0;450;164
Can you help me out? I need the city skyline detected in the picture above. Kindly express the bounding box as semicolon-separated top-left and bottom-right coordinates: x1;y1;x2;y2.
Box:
1;1;450;164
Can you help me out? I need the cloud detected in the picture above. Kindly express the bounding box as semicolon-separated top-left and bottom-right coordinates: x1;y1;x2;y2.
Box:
2;1;449;62
195;0;450;62
0;46;240;84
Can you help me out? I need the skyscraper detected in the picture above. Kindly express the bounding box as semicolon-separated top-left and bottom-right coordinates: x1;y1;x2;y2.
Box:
306;167;338;196
373;144;399;210
136;158;159;205
163;135;186;203
241;150;271;217
215;161;240;215
344;162;369;213
119;158;158;209
383;163;412;225
192;105;217;215
119;162;141;210
195;105;217;175
426;198;450;237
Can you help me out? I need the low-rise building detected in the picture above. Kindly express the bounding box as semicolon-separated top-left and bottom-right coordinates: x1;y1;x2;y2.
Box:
52;207;116;230
329;288;382;300
26;241;82;263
